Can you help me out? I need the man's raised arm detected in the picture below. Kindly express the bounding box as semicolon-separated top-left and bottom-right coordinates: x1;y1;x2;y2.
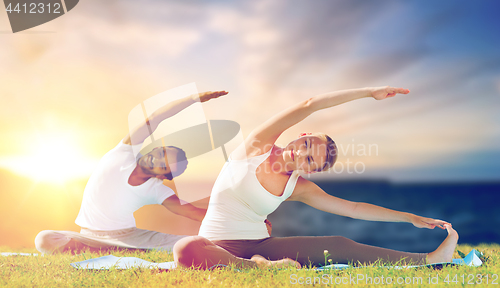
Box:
123;91;228;145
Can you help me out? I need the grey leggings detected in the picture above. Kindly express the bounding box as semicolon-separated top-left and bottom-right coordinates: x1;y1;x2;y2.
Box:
173;235;427;269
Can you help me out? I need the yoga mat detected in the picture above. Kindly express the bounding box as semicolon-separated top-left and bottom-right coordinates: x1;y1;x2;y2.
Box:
71;255;176;270
317;249;482;270
1;252;38;256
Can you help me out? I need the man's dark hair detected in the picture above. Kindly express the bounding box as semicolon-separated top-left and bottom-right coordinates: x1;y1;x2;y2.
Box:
163;146;187;180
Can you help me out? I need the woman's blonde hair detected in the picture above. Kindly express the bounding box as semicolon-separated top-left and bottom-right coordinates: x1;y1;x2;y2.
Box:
310;133;337;172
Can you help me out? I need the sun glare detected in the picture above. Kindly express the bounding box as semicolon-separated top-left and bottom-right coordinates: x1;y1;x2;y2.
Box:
0;133;98;184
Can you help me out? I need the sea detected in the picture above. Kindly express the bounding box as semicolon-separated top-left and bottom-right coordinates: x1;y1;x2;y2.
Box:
268;180;500;252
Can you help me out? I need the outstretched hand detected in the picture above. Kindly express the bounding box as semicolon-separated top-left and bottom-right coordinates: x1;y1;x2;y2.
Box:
410;214;450;230
195;91;228;103
371;86;410;100
265;219;272;236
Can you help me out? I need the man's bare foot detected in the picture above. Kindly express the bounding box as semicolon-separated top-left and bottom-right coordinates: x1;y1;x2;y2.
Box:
426;224;459;264
251;254;301;269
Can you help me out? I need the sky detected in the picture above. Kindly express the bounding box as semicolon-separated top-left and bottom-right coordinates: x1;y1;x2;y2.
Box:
0;0;499;247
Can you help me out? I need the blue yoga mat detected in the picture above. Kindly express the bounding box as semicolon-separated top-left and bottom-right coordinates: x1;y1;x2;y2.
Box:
317;249;482;270
1;253;38;256
71;255;177;270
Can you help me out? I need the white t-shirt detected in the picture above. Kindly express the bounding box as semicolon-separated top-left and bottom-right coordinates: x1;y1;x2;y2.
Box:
198;148;299;241
75;141;175;231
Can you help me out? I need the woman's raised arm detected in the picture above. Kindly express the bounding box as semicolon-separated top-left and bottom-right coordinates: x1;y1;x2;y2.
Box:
243;86;409;156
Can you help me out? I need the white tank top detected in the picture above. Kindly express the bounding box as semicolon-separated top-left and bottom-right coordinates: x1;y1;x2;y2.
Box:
198;148;300;241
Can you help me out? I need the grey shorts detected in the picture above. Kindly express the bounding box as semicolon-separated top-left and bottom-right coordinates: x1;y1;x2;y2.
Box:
35;227;187;254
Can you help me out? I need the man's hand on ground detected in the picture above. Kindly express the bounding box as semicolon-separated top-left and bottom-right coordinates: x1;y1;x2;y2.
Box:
265;219;272;236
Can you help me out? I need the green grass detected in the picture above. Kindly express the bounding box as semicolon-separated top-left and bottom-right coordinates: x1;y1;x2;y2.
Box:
1;244;499;287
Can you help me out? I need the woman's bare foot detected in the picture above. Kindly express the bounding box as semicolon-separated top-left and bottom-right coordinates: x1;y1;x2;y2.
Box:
426;224;459;264
251;254;301;269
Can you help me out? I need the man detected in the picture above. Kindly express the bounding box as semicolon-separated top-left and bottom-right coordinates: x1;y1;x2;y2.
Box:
35;90;227;254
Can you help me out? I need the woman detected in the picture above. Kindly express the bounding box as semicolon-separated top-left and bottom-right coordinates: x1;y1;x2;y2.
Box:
174;86;458;269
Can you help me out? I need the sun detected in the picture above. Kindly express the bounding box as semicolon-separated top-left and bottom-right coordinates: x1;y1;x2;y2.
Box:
0;133;98;184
